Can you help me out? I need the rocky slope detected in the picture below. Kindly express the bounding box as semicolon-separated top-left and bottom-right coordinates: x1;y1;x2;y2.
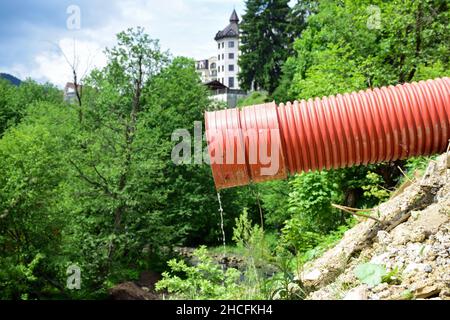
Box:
299;153;450;300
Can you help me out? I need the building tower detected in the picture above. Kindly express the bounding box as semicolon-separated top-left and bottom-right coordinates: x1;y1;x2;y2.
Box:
215;9;240;89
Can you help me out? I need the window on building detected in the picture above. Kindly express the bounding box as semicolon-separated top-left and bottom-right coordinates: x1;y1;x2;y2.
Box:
210;63;216;69
228;41;235;48
218;43;220;49
222;42;225;48
229;65;234;72
218;55;220;61
222;66;224;72
229;53;234;59
222;78;224;84
228;77;235;88
222;54;224;60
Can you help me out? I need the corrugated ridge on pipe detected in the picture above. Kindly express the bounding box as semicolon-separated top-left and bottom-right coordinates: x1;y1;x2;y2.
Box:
205;77;450;189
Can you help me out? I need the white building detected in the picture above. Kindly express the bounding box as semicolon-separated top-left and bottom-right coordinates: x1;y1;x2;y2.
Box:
195;10;247;107
196;57;217;83
214;9;240;89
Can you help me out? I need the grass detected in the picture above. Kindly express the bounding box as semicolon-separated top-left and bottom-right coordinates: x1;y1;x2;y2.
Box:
207;245;246;256
207;231;279;257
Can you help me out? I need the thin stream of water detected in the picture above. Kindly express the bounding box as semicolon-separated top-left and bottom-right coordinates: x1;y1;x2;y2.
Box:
216;192;226;255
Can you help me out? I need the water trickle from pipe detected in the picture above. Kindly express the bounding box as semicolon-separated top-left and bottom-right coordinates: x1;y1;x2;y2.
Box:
216;192;226;255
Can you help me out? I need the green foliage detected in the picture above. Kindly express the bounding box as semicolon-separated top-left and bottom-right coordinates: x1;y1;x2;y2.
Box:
0;79;62;135
231;210;282;300
1;0;448;300
402;289;414;300
237;91;270;107
281;0;449;101
405;156;435;175
355;263;387;287
279;218;322;255
156;246;242;300
382;267;401;285
258;180;291;229
287;171;343;233
290;43;367;100
0;102;76;299
265;250;306;300
239;0;292;93
355;263;401;287
145;56;244;245
299;221;356;263
362;172;391;203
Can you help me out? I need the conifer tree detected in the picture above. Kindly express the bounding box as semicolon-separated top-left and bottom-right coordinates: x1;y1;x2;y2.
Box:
239;0;291;93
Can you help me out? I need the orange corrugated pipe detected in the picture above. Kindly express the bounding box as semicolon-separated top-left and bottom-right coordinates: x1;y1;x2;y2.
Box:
205;78;450;189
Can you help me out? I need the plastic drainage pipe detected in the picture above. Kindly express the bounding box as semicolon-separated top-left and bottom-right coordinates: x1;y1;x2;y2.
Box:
205;77;450;190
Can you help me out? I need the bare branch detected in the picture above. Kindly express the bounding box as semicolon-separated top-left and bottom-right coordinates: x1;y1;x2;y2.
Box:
69;159;113;197
332;203;384;224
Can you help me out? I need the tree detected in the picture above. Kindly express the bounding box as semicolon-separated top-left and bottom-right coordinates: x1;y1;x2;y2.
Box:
276;0;449;213
0;103;76;299
0;79;62;136
60;28;173;293
239;0;291;93
286;0;449;95
145;57;252;245
286;1;318;46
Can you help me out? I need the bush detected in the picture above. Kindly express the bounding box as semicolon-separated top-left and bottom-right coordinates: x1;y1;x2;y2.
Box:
156;246;242;300
287;171;343;234
237;91;270;107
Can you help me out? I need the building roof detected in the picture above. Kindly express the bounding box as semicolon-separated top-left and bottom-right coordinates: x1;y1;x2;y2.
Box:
214;10;239;41
230;9;239;23
205;80;228;90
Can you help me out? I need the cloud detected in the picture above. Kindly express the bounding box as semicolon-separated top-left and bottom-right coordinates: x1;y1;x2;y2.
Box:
0;0;245;87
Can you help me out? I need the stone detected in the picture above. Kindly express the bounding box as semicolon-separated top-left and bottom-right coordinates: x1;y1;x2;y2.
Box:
411;211;420;220
302;269;322;282
409;227;427;242
414;285;441;299
377;231;392;245
391;225;411;245
343;285;368;300
423;265;433;273
378;290;392;299
403;262;432;274
372;282;388;293
370;253;389;265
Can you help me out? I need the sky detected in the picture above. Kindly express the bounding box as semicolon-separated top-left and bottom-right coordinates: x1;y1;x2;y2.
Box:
0;0;251;87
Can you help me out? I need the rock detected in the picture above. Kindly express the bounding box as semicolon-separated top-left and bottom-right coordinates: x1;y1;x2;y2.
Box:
109;282;159;300
377;231;392;245
378;290;392;299
391;225;412;245
410;211;420;220
439;289;450;299
423;265;433;273
414;285;441;299
302;269;323;282
302;155;450;300
409;227;427;242
372;282;388;293
343;285;368;300
403;262;432;275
